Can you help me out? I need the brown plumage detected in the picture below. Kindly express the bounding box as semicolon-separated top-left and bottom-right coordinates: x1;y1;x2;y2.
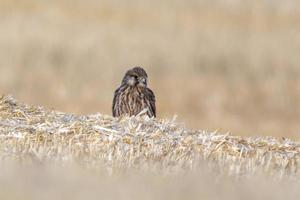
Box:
112;67;156;118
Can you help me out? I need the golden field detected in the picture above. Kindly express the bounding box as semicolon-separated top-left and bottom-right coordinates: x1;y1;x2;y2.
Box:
0;1;300;199
1;0;300;138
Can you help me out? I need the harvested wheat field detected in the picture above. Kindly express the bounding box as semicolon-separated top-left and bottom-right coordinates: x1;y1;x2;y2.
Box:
0;95;300;200
2;0;300;138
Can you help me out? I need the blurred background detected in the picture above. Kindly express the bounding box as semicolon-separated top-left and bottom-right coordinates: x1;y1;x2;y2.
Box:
0;0;300;138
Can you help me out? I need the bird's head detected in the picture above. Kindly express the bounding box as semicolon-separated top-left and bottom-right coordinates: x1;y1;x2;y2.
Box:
122;66;148;87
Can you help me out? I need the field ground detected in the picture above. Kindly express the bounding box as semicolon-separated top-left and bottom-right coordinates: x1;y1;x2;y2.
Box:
0;95;299;200
0;165;299;200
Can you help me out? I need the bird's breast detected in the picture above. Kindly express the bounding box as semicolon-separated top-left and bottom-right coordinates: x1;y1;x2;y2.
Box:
121;87;146;115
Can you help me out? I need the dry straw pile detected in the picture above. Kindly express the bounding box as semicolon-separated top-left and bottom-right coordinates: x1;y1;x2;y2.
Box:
0;95;299;179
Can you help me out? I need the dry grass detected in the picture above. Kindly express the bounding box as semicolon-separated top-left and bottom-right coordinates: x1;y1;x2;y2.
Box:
0;95;300;200
0;95;299;176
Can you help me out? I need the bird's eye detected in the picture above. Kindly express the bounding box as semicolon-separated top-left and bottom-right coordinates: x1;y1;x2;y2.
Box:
133;75;138;79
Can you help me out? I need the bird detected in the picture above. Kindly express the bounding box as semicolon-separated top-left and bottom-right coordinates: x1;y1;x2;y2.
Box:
112;66;156;118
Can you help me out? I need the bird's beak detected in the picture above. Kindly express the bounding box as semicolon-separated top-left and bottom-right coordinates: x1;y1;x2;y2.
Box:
138;77;147;86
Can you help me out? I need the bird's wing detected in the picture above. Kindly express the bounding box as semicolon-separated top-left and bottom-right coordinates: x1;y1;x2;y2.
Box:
147;88;156;117
112;88;120;117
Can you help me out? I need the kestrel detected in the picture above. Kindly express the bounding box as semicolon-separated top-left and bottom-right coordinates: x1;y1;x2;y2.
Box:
112;67;156;118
